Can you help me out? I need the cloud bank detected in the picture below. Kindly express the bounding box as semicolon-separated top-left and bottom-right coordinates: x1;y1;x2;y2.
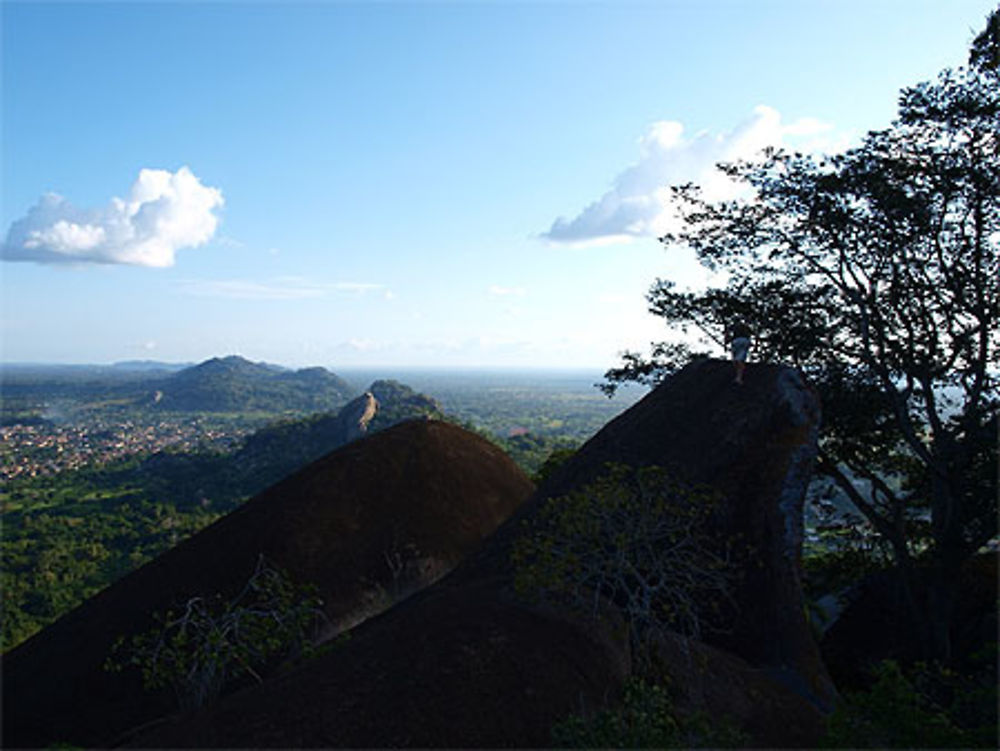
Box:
2;167;223;267
541;106;845;246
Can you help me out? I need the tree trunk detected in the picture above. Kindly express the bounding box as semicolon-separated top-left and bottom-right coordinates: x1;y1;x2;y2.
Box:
927;435;963;663
925;563;958;664
886;536;929;657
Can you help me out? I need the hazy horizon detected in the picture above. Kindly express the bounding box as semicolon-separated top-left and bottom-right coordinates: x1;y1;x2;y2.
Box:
0;356;625;376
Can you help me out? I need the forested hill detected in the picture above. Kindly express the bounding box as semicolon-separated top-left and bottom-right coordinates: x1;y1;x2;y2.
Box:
151;355;356;412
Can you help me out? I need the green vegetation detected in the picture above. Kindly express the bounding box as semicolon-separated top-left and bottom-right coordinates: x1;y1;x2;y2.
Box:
2;496;222;649
821;657;999;748
154;356;355;413
368;379;445;428
530;446;577;485
513;464;748;747
393;369;642;443
105;556;324;711
551;676;746;749
801;500;893;604
603;15;998;663
496;433;580;480
512;464;735;661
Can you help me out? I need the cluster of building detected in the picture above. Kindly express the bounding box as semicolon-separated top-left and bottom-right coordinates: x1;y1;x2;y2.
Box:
0;418;249;483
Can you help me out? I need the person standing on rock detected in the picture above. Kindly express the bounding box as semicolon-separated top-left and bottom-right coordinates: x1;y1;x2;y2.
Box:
728;322;751;384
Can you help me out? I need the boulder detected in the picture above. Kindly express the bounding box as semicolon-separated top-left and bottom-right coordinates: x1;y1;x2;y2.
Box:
129;580;631;748
821;552;999;690
131;359;834;748
339;390;379;442
517;357;835;709
1;420;533;749
649;631;827;748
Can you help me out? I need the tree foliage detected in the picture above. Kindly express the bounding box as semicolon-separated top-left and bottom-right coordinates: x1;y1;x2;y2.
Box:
551;676;746;749
821;657;999;748
512;464;736;662
603;21;998;661
1;496;222;651
970;7;999;72
105;556;325;711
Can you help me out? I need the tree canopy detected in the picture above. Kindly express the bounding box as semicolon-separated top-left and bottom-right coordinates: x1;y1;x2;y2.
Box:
604;14;998;661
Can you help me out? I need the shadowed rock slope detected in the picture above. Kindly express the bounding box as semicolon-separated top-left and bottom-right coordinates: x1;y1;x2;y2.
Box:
133;359;836;749
511;356;834;701
1;420;533;749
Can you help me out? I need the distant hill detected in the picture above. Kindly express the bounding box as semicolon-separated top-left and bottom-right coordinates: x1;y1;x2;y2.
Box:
152;355;356;412
368;379;444;428
110;360;193;373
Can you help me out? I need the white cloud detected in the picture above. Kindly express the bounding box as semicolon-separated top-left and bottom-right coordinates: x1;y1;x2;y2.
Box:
178;276;389;301
2;167;223;267
541;106;849;246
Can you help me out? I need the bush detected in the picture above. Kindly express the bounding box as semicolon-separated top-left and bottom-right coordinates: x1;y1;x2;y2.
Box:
822;657;998;748
531;447;576;485
106;555;324;711
511;463;736;664
551;676;745;749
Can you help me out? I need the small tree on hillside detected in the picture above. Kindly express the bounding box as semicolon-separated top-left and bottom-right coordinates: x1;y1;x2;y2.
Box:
106;556;325;711
512;464;737;665
603;14;998;662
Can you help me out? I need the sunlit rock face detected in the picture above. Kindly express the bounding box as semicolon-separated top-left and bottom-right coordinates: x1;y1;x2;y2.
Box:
130;358;834;749
1;420;533;749
340;390;379;442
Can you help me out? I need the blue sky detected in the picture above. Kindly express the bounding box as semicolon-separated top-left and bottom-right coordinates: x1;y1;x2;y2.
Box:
2;0;995;369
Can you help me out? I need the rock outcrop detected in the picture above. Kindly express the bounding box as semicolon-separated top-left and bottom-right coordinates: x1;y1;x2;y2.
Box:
221;380;443;494
510;359;834;709
130;359;835;748
821;552;999;690
340;390;379;442
1;420;533;749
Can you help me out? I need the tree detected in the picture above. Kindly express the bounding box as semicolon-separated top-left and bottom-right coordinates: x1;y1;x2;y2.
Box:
604;16;998;662
106;556;325;711
511;464;736;665
970;7;999;72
